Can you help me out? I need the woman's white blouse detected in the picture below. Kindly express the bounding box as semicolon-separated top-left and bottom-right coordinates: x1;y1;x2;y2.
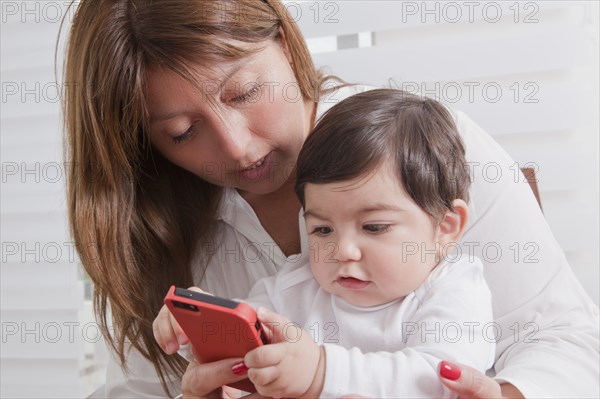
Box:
105;84;600;398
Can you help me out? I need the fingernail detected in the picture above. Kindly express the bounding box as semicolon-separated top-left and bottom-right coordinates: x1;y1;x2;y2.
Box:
231;361;248;375
166;343;178;354
177;334;188;345
439;361;461;381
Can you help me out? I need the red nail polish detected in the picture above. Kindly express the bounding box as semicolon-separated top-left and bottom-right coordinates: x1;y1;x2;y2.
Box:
440;361;461;381
231;362;248;375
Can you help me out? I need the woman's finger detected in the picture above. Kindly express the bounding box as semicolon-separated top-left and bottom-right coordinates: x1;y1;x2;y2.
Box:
152;305;179;354
438;360;502;398
221;386;244;399
182;358;248;398
169;311;189;345
239;392;270;399
187;286;211;295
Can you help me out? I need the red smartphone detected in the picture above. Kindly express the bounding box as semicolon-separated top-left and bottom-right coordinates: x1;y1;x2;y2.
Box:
163;286;268;392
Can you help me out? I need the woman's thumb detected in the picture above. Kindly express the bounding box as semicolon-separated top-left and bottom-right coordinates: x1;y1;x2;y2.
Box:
438;360;503;398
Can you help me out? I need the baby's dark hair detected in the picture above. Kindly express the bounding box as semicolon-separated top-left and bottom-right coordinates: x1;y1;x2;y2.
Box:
295;89;470;221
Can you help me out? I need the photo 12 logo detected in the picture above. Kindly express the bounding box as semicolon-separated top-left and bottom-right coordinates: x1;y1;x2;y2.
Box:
399;1;540;24
1;1;79;24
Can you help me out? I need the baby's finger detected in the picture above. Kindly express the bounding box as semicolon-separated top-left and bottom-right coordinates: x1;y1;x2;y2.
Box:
247;365;280;392
244;343;286;368
256;307;292;344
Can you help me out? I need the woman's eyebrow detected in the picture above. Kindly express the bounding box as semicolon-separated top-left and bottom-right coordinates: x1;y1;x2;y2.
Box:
151;111;185;125
149;64;245;125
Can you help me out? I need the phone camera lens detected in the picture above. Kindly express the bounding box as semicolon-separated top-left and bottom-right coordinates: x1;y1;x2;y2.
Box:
173;300;199;312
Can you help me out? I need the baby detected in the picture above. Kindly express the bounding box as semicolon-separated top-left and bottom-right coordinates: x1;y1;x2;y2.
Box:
155;89;495;398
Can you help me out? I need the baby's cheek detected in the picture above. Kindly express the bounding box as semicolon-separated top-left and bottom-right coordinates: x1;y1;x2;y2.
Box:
309;263;330;288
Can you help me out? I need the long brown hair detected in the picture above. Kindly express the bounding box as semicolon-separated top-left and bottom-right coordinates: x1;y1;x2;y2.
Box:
296;89;471;221
61;0;322;394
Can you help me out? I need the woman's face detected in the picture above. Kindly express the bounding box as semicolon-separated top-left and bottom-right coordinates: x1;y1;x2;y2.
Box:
146;38;314;195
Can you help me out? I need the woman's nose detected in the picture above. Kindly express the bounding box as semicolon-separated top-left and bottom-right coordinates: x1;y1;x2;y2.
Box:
212;116;251;160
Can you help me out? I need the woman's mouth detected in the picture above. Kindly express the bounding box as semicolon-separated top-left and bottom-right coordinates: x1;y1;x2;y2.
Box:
238;152;274;182
244;158;265;170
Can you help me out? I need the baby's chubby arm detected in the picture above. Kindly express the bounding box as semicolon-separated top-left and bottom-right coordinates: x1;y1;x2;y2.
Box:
245;307;326;399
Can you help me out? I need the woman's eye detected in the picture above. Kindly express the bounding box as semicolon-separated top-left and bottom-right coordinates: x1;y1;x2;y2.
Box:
172;124;197;144
231;84;262;103
310;226;333;236
363;224;391;234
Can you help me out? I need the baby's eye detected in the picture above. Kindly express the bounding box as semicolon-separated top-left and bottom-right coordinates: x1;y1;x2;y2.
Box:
363;224;391;234
310;226;333;236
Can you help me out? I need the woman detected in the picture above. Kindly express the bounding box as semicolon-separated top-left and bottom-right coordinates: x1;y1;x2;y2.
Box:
62;0;599;398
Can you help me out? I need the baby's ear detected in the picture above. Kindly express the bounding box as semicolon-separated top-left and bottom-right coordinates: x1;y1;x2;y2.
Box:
435;199;469;247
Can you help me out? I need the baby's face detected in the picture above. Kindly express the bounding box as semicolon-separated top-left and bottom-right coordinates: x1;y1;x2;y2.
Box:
303;164;442;307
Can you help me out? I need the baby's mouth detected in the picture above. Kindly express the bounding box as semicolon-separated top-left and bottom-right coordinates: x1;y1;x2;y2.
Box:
336;276;370;290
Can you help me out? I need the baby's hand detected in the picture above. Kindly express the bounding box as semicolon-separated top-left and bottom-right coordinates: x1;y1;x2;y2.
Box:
152;286;207;354
244;307;325;399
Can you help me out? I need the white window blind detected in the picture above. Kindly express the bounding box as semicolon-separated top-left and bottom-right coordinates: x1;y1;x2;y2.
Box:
1;1;88;397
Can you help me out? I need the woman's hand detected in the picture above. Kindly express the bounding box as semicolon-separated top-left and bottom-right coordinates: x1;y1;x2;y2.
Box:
181;358;252;399
180;307;318;399
244;307;325;399
152;286;207;355
439;361;525;399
